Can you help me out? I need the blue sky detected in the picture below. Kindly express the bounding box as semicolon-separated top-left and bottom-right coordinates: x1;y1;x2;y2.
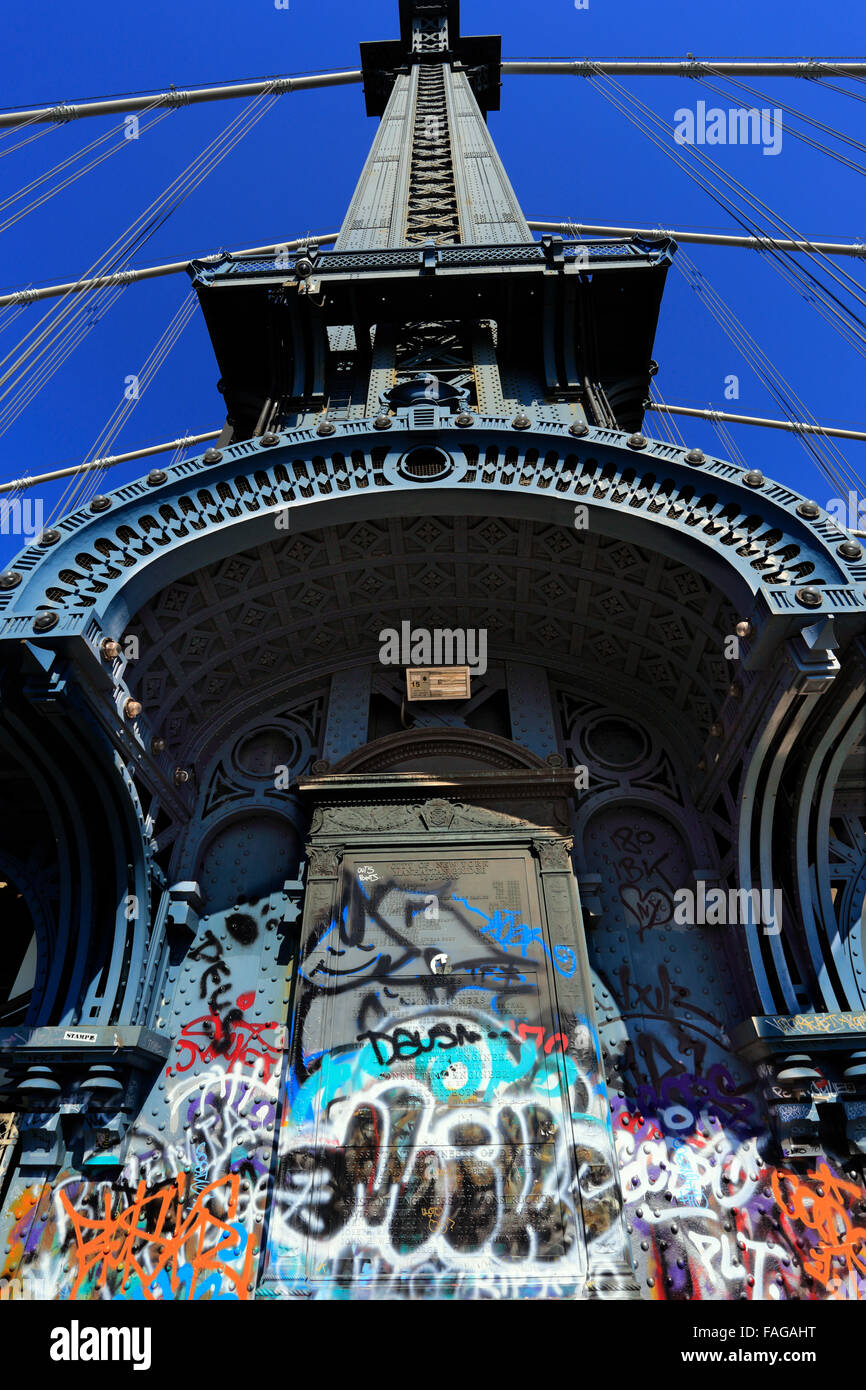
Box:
1;0;864;565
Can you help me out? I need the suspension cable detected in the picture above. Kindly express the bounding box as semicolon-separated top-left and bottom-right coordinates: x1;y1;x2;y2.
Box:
49;291;199;522
0;68;364;129
0;103;174;234
583;66;866;356
690;71;866;177
0;87;280;434
673;248;862;496
0;431;222;494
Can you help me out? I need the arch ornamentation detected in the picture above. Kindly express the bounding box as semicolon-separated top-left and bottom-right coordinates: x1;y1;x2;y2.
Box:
2;422;863;650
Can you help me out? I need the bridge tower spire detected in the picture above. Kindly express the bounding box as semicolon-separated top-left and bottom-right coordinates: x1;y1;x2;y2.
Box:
338;0;531;249
193;0;670;447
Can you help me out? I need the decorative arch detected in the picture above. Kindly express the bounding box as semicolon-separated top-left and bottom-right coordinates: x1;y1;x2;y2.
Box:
330;725;554;774
2;422;863;650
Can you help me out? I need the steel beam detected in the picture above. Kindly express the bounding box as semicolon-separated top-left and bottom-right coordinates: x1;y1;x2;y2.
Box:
0;70;364;129
646;401;866;443
503;58;866;77
0;431;221;494
527;221;866;260
5;220;864;313
5;219;864;314
0;236;339;309
2;58;865;128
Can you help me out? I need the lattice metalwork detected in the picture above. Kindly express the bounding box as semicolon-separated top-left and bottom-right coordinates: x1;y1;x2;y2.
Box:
405;64;460;245
394;320;476;403
412;10;449;52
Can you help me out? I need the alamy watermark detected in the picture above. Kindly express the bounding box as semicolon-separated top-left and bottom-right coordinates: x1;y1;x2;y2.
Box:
825;491;865;531
0;497;43;539
379;622;487;676
50;1319;151;1370
674;100;783;156
674;883;782;935
0;1275;41;1299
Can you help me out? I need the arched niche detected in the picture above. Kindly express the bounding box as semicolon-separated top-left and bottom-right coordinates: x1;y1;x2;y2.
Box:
330;726;556;775
195;811;304;913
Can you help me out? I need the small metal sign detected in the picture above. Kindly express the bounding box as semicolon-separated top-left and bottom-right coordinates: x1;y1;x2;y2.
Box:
406;666;471;701
63;1029;98;1044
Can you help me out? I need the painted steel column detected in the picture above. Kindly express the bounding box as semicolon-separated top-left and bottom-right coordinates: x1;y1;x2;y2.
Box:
335;72;418;250
447;69;533;244
506;661;560;760
336;53;532;248
321;666;372;764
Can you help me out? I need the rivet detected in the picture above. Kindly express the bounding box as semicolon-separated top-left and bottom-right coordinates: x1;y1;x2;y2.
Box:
728;682;743;699
101;638;121;661
796;586;823;609
838;540;862;561
796;500;820;520
124;698;142;720
513;414;532;430
203;448;223;465
150;737;166;755
455;412;474;428
261;432;280;448
569;421;589;438
146;470;167;487
0;570;21;590
90;496;112;513
627;434;648;450
174;768;190;786
710;722;724;738
735;620;753;639
316;421;336;437
373;415;392;431
685;448;705;464
33;610;58;632
743;470;764;488
38;529;61;546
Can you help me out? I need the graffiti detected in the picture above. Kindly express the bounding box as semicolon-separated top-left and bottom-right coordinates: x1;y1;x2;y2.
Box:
505;1021;569;1055
356;1021;483;1066
452;898;578;978
58;1173;256;1301
771;1164;866;1293
613;1100;804;1299
168;996;285;1083
5;811;865;1306
606;962;755;1128
670;1140;708;1208
178;925;274;1080
266;945;620;1301
269;1072;616;1294
594;952;866;1301
263;856;631;1299
604;825;680;939
421;1205;456;1234
768;1012;866;1037
0;1276;39;1300
190;1143;210;1197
